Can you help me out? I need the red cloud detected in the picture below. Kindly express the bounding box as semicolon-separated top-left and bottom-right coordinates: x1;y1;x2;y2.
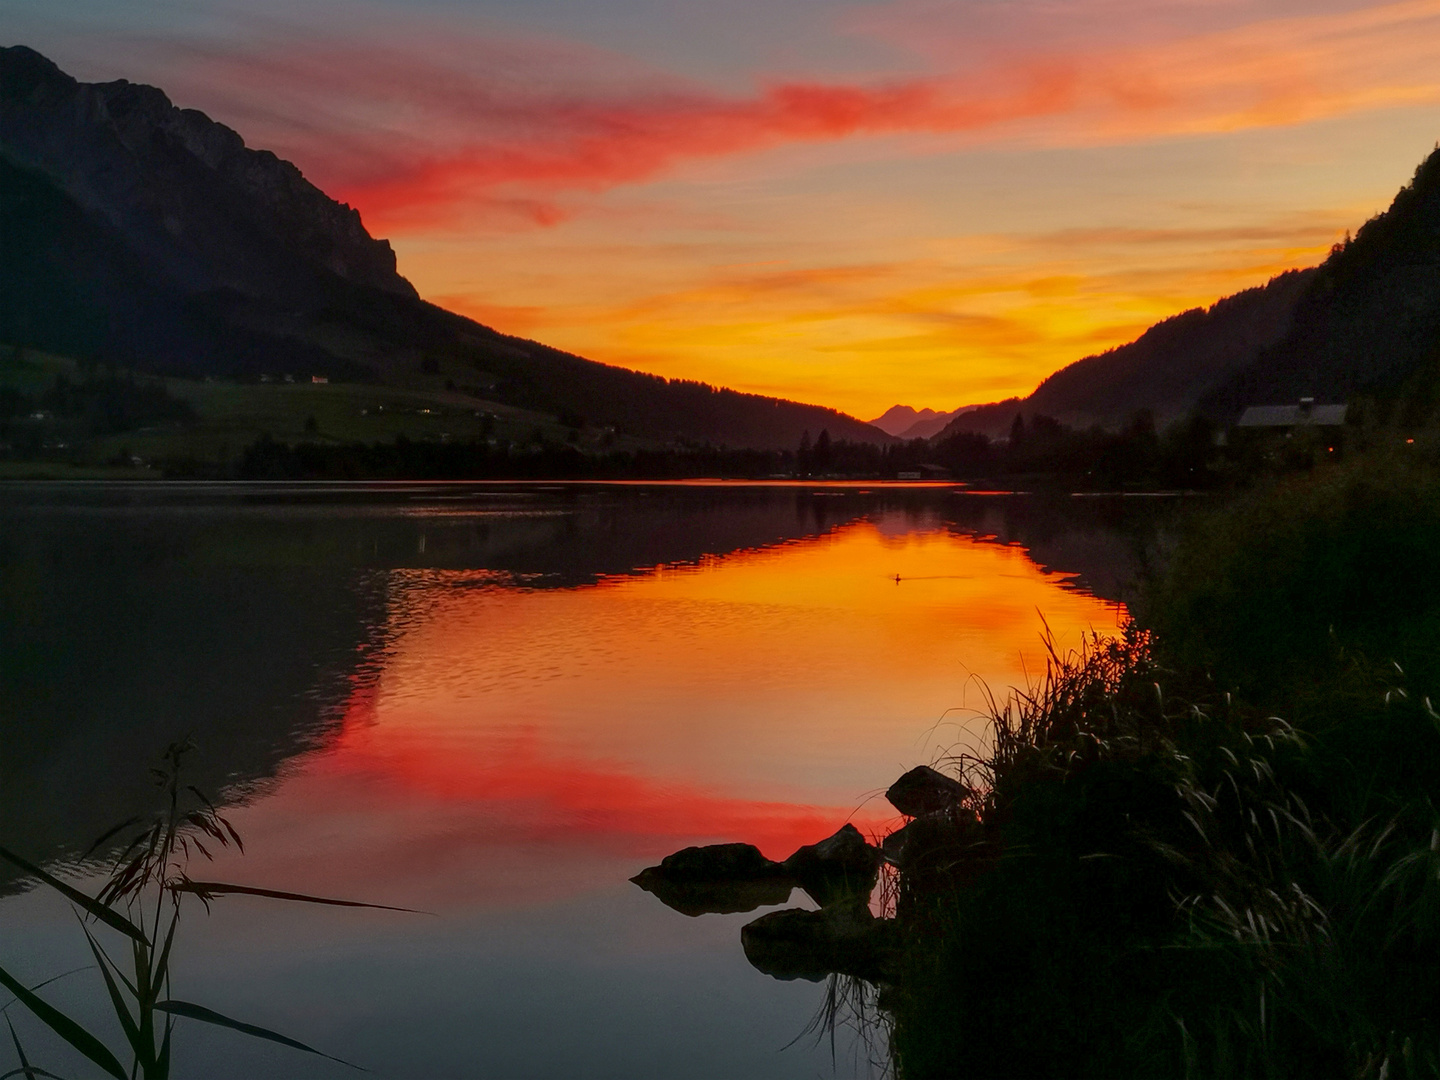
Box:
129;0;1440;232
331;68;1077;228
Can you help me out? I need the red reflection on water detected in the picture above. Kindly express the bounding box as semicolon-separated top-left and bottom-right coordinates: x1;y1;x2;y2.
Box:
215;723;894;911
215;518;1119;911
324;724;893;859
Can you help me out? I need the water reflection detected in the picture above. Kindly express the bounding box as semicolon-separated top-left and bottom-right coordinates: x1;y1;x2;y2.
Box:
0;482;1168;1078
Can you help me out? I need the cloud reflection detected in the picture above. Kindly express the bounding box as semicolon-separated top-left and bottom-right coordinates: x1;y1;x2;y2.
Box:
207;517;1120;912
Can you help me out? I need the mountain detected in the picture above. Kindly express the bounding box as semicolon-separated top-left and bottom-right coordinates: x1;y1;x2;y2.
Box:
1201;147;1440;416
0;46;888;450
936;269;1314;439
867;404;974;439
1028;270;1314;426
937;143;1440;442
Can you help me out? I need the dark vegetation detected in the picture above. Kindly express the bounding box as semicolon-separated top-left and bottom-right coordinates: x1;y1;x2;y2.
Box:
871;435;1440;1078
0;359;1344;485
215;405;1315;486
0;362;194;447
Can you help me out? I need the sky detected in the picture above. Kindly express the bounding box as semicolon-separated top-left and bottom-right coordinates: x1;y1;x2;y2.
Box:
7;0;1440;418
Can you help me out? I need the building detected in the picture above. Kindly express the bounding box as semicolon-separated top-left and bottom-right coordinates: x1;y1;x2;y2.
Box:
1236;397;1347;430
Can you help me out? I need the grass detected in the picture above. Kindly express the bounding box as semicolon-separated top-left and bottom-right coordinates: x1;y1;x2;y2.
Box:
0;345;614;473
0;741;412;1079
875;612;1440;1078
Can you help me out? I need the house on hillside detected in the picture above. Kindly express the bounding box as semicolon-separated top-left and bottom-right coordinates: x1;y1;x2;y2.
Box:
1226;396;1349;462
1235;397;1347;430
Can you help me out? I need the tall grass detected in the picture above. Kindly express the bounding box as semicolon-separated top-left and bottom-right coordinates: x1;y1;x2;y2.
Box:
881;626;1440;1079
0;741;410;1079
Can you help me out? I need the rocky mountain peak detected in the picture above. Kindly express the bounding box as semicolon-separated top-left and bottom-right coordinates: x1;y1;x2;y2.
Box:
0;45;416;302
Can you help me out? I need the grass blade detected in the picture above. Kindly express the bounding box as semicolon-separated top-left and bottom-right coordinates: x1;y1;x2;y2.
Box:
151;910;180;1001
2;1017;68;1079
154;1001;361;1069
82;819;143;861
77;928;141;1059
0;964;128;1080
171;881;422;913
1;969;93;1018
156;1016;173;1079
6;1017;31;1077
0;848;147;945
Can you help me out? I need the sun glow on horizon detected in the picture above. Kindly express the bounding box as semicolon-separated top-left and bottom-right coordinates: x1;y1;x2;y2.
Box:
13;0;1440;415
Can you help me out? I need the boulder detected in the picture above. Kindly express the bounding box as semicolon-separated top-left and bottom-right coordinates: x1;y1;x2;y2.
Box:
741;903;899;983
630;842;793;917
880;810;983;870
782;824;882;907
885;765;970;818
648;842;780;880
631;870;794;917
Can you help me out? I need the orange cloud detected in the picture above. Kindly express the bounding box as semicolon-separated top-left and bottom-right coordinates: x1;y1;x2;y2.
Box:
119;0;1440;233
453;212;1338;414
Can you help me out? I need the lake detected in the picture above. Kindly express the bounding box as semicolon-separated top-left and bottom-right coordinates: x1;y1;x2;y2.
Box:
0;481;1164;1078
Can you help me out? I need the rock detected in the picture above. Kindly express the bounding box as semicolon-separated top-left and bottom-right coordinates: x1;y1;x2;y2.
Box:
631;869;794;917
782;824;883;907
880;820;912;866
630;842;793;917
652;842;781;880
741;903;899;983
885;765;970;818
880;811;982;870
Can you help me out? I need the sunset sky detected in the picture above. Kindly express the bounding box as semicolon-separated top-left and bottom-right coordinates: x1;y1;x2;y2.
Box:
9;0;1440;417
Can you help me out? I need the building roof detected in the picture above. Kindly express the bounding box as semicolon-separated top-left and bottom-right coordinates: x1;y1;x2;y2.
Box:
1236;402;1347;427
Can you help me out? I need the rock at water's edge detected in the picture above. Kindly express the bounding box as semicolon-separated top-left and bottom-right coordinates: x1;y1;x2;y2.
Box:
630;842;793;916
645;842;781;880
741;903;898;983
885;765;970;818
782;823;882;907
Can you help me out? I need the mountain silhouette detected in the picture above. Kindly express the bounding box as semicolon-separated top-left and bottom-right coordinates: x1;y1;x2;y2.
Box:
867;404;974;439
936;269;1314;438
937;143;1440;439
1201;147;1440;416
0;46;887;450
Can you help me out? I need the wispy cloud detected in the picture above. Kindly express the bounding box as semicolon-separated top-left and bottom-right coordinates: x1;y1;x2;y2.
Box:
105;0;1440;231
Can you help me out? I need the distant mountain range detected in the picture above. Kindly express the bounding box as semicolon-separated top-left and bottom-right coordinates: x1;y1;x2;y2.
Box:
0;46;888;450
867;404;975;439
935;144;1440;441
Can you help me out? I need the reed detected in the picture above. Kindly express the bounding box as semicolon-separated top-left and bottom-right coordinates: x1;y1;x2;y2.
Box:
0;741;410;1079
883;625;1440;1078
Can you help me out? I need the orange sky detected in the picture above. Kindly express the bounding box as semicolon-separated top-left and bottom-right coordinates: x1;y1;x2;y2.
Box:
15;0;1440;416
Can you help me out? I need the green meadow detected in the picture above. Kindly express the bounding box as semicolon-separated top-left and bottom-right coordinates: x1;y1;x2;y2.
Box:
0;345;592;476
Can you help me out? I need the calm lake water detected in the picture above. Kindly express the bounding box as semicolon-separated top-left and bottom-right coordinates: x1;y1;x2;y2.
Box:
0;481;1164;1078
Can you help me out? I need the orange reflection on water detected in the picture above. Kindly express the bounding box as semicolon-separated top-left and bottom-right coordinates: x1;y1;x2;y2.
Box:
216;515;1124;910
362;519;1122;800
